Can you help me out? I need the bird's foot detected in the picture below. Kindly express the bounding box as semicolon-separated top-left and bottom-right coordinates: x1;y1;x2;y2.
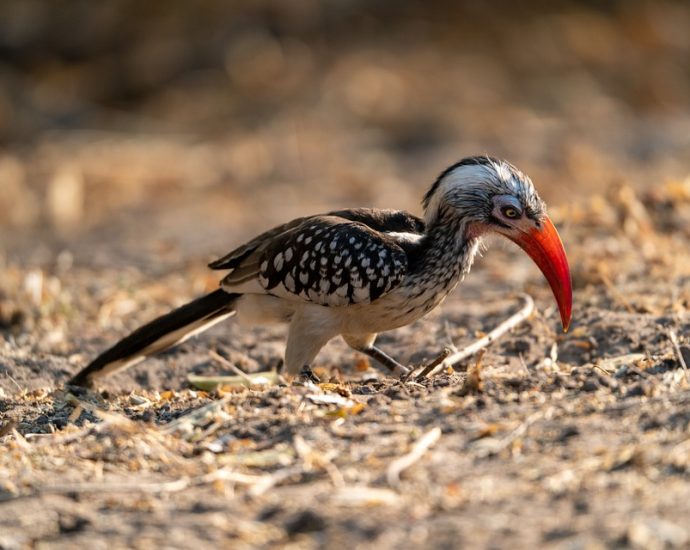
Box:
298;365;320;384
391;364;410;378
356;345;409;379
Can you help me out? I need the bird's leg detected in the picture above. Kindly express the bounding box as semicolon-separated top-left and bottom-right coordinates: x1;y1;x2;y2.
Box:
298;365;320;384
357;345;410;377
343;333;410;377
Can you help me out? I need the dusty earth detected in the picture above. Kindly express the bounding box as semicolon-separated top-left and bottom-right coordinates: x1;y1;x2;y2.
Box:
2;1;690;548
2;176;690;549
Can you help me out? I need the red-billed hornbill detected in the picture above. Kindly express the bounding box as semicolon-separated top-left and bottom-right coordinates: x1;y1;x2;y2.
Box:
69;156;572;387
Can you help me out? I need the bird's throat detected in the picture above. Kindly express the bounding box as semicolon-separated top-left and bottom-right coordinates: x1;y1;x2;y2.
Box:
409;217;481;291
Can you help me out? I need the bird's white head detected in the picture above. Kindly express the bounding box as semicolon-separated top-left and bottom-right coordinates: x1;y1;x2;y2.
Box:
423;156;572;331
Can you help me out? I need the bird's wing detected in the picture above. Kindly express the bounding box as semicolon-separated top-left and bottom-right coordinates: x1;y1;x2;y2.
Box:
215;213;418;306
208;216;310;271
208;208;424;272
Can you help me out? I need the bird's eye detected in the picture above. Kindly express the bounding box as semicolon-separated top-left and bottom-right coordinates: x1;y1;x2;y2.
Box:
501;206;521;219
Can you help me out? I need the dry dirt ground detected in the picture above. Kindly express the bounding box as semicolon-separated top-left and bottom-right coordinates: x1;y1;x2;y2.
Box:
2;176;690;549
3;2;690;548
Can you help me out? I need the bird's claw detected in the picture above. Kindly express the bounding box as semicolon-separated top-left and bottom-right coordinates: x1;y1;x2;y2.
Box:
298;365;320;384
395;365;411;381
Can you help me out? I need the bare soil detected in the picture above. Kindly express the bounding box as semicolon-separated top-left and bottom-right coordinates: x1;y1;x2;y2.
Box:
2;180;690;549
3;2;690;548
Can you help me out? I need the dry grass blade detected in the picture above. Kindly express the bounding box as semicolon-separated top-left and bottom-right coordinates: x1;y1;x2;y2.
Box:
420;294;535;379
209;349;254;384
456;350;485;395
188;372;279;391
668;330;689;383
386;426;442;487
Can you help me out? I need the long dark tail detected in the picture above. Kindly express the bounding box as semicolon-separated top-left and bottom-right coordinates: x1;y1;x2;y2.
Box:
69;289;240;387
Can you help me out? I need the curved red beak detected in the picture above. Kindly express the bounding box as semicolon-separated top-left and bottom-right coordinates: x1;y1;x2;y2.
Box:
508;216;572;331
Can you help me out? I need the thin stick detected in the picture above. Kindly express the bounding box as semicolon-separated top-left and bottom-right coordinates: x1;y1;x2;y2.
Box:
668;329;689;383
5;373;24;393
419;294;535;379
386;426;442;487
209;349;254;385
410;348;451;381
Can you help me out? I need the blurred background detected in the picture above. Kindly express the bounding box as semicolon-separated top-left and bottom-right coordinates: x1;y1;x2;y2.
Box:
1;0;689;266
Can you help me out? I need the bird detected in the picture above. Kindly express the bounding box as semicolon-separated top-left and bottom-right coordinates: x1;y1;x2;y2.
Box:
68;156;572;388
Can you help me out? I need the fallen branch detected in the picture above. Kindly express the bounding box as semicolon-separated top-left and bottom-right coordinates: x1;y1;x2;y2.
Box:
419;294;535;379
386;426;442;487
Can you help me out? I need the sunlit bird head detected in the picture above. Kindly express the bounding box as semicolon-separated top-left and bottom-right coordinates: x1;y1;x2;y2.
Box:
423;156;572;331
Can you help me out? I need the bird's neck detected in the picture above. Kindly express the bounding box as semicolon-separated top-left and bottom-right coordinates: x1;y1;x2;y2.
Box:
388;210;480;319
413;209;481;281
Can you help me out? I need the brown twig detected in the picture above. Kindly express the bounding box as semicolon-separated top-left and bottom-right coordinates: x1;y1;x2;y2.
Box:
386;426;442;487
419;294;535;379
409;348;451;381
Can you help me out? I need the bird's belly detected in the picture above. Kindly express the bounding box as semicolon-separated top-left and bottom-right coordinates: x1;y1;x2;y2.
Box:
340;283;455;334
235;294;296;325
